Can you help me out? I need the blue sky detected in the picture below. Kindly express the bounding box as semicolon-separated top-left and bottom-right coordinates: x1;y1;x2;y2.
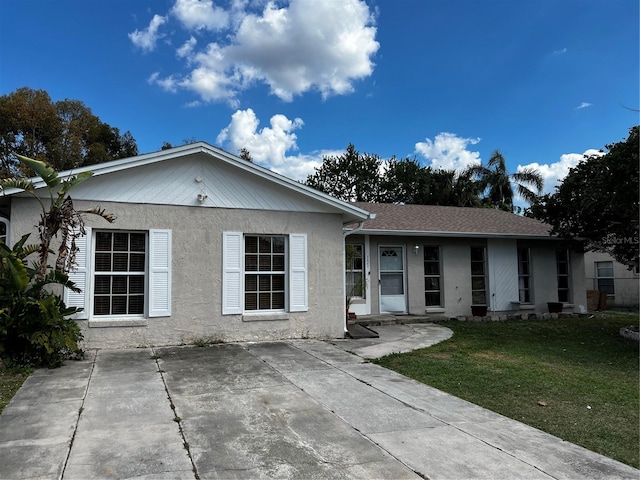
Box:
1;0;638;195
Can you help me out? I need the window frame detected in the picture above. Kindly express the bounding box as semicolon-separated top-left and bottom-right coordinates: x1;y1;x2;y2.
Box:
470;246;487;305
595;261;615;295
556;249;571;303
0;217;9;243
423;245;442;307
244;234;287;312
517;247;532;304
92;230;148;318
345;243;365;300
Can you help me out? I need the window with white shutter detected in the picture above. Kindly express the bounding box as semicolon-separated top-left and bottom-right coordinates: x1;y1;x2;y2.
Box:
222;232;308;314
63;228;172;320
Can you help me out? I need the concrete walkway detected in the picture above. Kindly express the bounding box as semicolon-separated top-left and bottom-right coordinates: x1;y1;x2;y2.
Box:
0;324;637;479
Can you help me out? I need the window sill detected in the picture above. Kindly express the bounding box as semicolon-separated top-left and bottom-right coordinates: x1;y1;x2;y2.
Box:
242;313;289;322
425;307;445;314
88;318;149;328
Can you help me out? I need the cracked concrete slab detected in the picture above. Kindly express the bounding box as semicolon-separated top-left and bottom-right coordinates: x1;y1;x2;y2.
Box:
0;325;638;480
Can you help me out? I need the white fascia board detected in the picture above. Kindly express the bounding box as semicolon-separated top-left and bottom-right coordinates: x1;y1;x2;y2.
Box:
358;229;557;240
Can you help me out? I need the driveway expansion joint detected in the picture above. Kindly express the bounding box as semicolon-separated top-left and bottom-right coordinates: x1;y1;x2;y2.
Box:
151;346;199;480
60;348;97;479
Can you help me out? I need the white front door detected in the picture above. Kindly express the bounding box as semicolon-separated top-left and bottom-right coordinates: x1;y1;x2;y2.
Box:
379;245;407;313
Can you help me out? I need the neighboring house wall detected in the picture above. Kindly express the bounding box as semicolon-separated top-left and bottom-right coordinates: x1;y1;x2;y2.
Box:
584;251;639;309
347;234;587;318
9;198;346;348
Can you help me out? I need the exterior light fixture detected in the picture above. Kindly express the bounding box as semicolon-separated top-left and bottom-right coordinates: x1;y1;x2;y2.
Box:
413;244;420;255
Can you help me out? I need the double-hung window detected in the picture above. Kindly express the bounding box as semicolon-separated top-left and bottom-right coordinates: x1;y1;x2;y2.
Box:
244;235;286;311
222;232;307;315
470;246;487;305
424;246;442;307
518;248;532;303
94;231;146;316
595;261;615;295
556;250;571;302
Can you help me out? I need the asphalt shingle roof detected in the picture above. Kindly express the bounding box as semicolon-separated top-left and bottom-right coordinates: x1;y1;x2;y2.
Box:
353;202;553;238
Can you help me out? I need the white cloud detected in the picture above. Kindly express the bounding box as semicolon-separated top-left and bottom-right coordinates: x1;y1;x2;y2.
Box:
216;108;321;180
128;14;167;52
131;0;379;104
171;0;229;31
577;102;592;109
518;149;602;194
148;72;178;92
414;132;482;171
177;36;197;59
553;47;567;55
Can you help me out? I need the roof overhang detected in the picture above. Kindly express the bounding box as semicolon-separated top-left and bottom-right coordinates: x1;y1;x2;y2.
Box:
352;229;557;240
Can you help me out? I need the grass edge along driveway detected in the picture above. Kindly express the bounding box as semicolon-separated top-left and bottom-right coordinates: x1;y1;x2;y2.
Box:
374;312;639;469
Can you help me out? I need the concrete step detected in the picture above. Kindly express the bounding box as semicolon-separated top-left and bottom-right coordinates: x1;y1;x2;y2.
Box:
349;315;449;327
346;323;379;339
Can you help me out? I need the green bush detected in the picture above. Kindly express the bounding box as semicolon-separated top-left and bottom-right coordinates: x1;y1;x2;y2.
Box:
0;154;113;368
0;234;83;368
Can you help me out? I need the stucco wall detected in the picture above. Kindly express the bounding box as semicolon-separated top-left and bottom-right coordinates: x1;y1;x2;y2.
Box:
584;251;639;309
9;198;346;348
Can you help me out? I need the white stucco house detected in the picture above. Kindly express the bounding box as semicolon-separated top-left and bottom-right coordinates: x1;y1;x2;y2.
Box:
1;143;587;349
1;143;371;348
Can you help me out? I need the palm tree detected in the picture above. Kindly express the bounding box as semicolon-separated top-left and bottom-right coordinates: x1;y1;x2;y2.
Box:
470;150;543;212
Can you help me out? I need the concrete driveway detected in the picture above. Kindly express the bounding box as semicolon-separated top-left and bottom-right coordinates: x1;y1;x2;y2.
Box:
0;324;638;479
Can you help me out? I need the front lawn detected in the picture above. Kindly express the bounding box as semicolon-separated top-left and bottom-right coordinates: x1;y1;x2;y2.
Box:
374;313;639;469
0;365;31;414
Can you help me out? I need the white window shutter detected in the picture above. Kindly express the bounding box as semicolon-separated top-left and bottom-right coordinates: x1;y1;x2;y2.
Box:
64;227;90;319
222;232;243;314
149;229;172;317
289;233;308;312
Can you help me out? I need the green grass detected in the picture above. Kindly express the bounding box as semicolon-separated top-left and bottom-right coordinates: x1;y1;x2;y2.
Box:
0;365;31;414
374;312;640;469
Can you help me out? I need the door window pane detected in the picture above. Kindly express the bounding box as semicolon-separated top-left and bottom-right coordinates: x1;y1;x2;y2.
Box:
381;273;404;295
380;248;403;271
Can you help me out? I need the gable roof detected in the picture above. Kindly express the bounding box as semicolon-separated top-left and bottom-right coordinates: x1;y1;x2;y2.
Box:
352;202;553;239
2;142;371;223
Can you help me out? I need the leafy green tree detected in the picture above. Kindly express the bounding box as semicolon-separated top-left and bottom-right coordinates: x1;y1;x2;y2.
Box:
0;88;60;175
306;143;384;202
381;156;430;203
428;167;483;207
470;150;543;212
238;148;253;162
0;87;138;176
0;155;114;367
529;126;639;269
